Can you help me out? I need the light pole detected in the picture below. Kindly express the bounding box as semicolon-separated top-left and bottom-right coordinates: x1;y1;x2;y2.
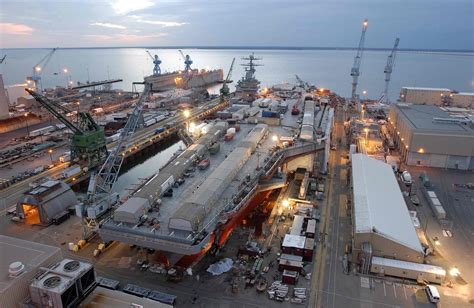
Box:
48;149;53;164
362;90;367;101
183;109;191;132
24;112;30;138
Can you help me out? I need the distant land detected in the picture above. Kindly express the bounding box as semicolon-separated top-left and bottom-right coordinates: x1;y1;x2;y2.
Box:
2;46;474;55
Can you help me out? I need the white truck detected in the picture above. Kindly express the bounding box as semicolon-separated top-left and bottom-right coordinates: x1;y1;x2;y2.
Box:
400;171;413;186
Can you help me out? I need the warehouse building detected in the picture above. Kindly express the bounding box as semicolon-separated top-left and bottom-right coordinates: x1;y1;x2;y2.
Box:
388;104;474;170
399;87;473;108
351;154;425;270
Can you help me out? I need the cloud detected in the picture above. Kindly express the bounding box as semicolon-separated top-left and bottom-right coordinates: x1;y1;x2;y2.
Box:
91;22;126;29
129;15;188;27
0;22;33;35
111;0;154;15
84;32;168;44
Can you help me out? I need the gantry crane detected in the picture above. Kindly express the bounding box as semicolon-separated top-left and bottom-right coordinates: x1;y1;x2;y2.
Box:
146;50;162;76
82;83;151;239
350;19;368;108
220;58;235;98
26;48;58;91
26;89;108;168
382;38;400;104
178;50;193;72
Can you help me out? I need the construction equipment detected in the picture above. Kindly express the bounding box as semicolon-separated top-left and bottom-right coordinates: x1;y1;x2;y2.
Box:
220;58;235;98
382;38;400;104
146;50;162;76
0;55;6;64
26;48;58;91
26;89;108;168
178;50;193;72
350;19;368;109
82;83;151;239
295;75;310;91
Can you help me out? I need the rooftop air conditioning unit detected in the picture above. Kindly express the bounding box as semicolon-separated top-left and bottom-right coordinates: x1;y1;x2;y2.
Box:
29;259;96;308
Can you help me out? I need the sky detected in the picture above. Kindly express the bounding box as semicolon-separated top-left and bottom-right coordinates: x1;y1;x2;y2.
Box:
0;0;473;50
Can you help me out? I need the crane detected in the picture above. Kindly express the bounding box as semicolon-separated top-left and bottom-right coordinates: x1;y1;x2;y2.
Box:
295;75;311;91
0;55;6;64
26;48;58;91
350;19;368;109
82;83;151;239
178;49;193;72
26;89;108;168
382;38;400;104
146;50;162;76
220;58;235;98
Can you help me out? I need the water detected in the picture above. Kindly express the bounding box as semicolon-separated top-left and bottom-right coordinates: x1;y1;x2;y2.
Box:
1;48;473;101
112;139;185;195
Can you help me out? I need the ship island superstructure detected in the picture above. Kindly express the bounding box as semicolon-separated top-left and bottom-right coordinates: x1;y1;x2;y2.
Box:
235;54;262;102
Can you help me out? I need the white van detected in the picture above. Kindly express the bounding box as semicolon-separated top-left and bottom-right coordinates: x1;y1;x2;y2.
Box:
425;285;440;303
400;171;413;186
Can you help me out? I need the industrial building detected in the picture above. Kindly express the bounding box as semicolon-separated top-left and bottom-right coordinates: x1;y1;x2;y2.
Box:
399;87;473;108
16;180;79;225
351;154;425;270
388;104;474;170
0;235;63;308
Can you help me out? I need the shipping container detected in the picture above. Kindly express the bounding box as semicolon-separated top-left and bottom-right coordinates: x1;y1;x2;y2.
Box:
62;165;82;179
370;256;445;284
145;118;157;127
261;110;279;118
282;270;299;285
29;125;55;137
278;259;303;272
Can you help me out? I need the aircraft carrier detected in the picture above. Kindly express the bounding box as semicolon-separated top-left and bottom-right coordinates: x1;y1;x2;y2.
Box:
99;94;329;267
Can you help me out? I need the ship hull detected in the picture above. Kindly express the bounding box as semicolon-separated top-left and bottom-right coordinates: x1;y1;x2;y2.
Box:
145;69;223;91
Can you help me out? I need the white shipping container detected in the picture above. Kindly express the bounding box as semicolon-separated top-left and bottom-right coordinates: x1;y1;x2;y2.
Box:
29;125;55;137
154;115;166;122
145;118;156;127
62;165;81;178
160;176;175;194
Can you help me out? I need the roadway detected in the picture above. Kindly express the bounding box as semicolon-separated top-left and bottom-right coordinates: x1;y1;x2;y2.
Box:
0;96;228;215
311;106;457;307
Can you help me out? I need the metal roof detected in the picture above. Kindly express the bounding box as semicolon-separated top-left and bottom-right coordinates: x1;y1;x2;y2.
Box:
351;154;423;254
371;257;445;276
401;87;451;92
394;104;474;134
0;235;61;293
282;234;306;249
